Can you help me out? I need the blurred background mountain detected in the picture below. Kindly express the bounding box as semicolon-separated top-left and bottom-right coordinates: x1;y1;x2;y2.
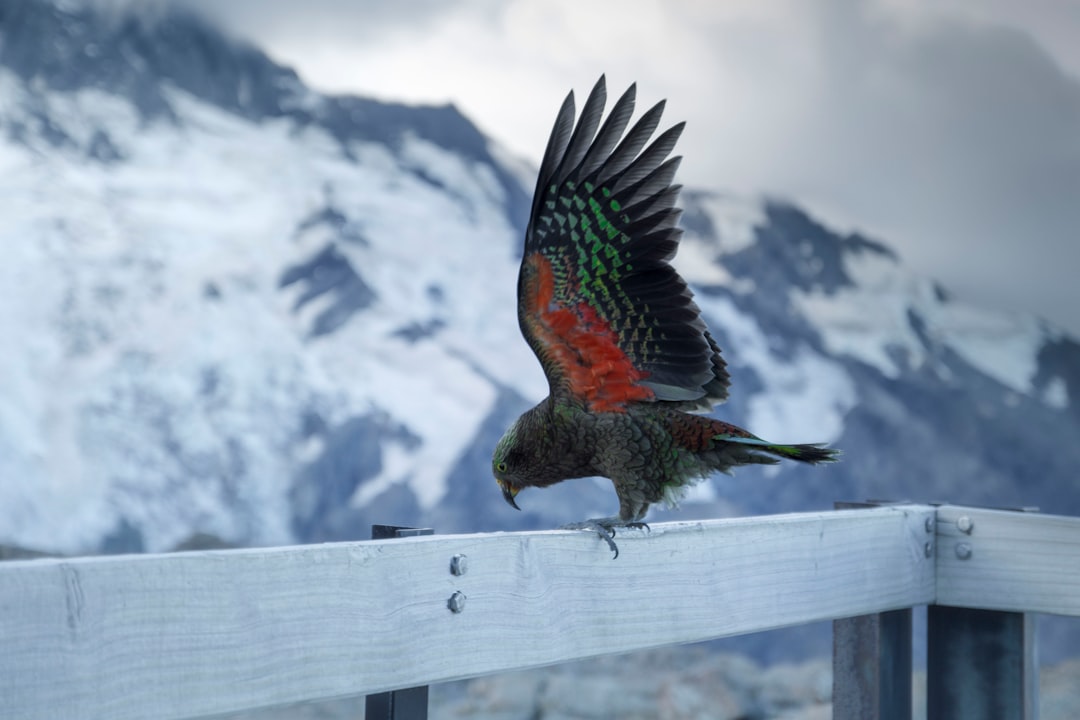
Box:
1;0;1077;698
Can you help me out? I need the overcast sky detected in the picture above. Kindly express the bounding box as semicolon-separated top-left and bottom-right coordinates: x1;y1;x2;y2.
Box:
184;0;1080;337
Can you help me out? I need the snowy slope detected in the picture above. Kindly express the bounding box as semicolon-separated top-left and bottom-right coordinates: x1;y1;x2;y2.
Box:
791;235;1062;401
0;4;539;551
2;0;1079;561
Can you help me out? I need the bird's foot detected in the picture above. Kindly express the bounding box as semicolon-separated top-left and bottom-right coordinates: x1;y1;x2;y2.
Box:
560;517;651;559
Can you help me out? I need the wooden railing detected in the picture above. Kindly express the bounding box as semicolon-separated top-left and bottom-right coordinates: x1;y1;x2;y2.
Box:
1;503;1077;719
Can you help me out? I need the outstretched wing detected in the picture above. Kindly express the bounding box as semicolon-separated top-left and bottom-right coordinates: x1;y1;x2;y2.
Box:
518;76;730;413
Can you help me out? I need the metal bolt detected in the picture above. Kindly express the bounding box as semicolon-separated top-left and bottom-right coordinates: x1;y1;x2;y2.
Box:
955;542;972;560
956;516;974;534
450;554;468;576
924;517;934;533
447;591;467;613
924;542;933;558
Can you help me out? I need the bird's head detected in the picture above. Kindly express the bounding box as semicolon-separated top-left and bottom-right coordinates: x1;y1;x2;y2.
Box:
492;421;525;511
493;403;566;510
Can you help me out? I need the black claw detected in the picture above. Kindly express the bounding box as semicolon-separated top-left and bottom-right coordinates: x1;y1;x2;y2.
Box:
590;523;620;558
603;534;620;559
560;518;650;559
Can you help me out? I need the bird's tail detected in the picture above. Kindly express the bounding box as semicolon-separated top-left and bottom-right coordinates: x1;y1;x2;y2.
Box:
714;433;840;464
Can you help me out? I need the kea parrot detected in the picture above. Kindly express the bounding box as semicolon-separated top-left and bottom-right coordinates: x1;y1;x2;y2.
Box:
492;76;839;557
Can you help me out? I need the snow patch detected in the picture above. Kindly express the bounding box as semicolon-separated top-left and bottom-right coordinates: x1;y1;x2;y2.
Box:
697;295;855;443
935;304;1049;398
1040;376;1069;409
794;237;1056;403
352;440;416;508
673;234;735;287
793;247;927;378
699;194;765;255
487;139;537;198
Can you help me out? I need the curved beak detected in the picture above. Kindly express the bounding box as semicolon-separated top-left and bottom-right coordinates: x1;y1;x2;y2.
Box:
499;480;521;510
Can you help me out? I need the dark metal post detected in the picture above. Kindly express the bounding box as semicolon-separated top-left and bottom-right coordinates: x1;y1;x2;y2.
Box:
370;525;434;541
832;501;914;720
927;606;1037;720
833;609;913;719
365;525;434;720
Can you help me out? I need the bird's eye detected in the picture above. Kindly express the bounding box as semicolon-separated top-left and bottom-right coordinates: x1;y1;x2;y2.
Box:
496;461;508;473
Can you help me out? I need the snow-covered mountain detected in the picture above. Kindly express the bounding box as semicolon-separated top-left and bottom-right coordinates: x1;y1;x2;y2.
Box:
2;0;1078;565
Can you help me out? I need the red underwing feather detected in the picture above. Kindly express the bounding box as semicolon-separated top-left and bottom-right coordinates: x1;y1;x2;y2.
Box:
523;252;654;412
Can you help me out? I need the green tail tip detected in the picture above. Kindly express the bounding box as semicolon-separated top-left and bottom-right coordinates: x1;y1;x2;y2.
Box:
714;433;840;464
771;443;840;464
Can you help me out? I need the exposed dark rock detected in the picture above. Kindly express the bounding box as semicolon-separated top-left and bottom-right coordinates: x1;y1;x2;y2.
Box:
279;243;376;337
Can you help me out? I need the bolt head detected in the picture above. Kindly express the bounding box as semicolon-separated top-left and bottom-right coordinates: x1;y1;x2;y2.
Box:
955;542;972;560
956;516;974;534
924;542;933;558
447;591;467;613
450;554;468;576
924;517;934;533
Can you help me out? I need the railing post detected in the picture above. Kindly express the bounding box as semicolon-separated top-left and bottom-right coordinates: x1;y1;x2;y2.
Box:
833;609;912;720
365;525;434;720
832;501;916;720
926;605;1037;720
927;505;1040;719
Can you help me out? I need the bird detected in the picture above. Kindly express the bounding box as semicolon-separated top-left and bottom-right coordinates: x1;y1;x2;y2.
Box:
492;76;838;557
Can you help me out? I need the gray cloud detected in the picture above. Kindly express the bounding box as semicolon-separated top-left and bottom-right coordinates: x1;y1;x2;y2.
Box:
751;1;1080;334
174;0;485;46
161;0;1080;336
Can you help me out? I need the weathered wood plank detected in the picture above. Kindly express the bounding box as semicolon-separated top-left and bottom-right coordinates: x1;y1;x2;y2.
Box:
935;506;1080;617
0;506;935;720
